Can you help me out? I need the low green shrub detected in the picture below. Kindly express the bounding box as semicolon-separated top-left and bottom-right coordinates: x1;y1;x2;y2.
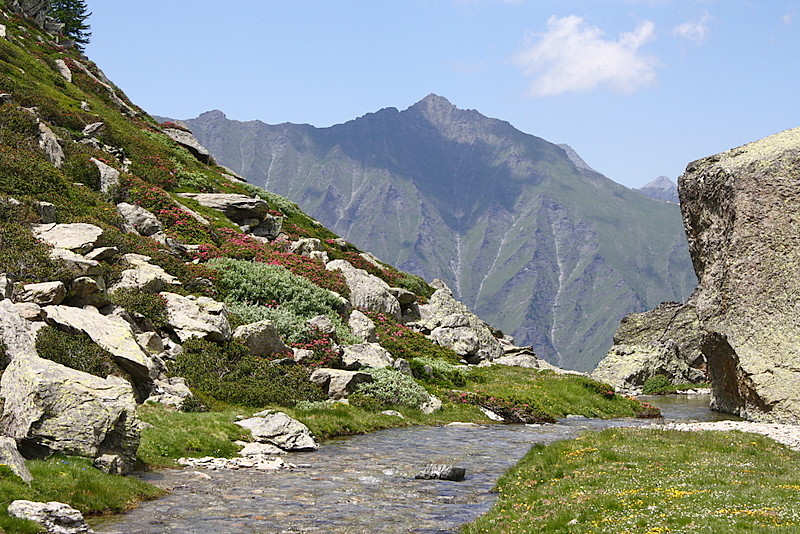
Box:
369;312;460;362
0;218;64;283
169;338;325;407
227;304;358;346
642;374;673;395
354;367;430;409
109;288;169;330
409;356;467;387
35;326;118;378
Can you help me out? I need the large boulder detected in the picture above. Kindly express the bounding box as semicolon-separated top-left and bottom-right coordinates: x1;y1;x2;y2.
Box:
310;368;373;399
235;411;317;451
116;203;162;236
48;249;101;277
0;437;33;483
90;157;120;194
163;128;213;164
8;500;94;534
415;283;503;363
31;223;104;254
16;281;66;306
591;301;707;392
233;320;290;356
177;193;268;222
42;305;156;387
160;292;231;342
680;126;800;422
341;343;394;370
326;260;401;320
348;309;377;342
109;254;181;294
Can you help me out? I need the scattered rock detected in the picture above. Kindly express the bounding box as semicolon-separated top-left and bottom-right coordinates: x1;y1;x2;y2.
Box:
163;128;213;164
0;436;32;482
289;238;323;256
37;121;64;168
49;248;101;277
393;357;413;376
679;127;800;422
178;193;267;222
0;273;12;299
14;302;43;321
160;292;231;342
110;254;181;294
348;309;377;342
89;157;120;193
235;411;318;451
35;201;56;224
7;500;94;534
420;394;443;415
145;378;192;409
232;320;290;356
116;203;162;236
381;410;404;418
66;276;108;308
326;259;401;319
340;343;394;370
81;122;104;138
310;368;374;399
93;453;125;476
84;246;118;262
239;442;284;457
415;464;466;482
305;315;337;338
31;223;104;254
16;281;66;306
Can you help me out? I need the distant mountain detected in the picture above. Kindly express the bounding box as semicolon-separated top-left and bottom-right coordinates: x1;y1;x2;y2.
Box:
636;176;679;203
181;95;696;371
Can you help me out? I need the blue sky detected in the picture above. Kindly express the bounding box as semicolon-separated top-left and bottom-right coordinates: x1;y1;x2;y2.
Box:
86;1;799;189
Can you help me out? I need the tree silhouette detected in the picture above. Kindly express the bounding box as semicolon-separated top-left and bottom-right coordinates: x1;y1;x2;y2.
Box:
48;0;91;50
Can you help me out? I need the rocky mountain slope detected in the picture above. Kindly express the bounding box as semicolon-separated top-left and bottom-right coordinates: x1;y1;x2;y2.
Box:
636;176;679;203
180;98;696;371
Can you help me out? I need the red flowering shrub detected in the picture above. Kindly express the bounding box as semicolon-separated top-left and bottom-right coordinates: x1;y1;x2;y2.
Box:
260;250;349;297
130;155;178;190
369;312;459;362
290;326;342;369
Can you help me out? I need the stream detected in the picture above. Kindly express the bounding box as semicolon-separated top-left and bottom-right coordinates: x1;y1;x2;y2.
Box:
94;395;733;534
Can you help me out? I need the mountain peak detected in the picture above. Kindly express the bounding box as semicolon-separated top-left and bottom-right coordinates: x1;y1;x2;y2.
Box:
198;109;228;121
642;175;676;190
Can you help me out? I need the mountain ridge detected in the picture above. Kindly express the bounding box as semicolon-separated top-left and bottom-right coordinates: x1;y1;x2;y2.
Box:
181;95;696;371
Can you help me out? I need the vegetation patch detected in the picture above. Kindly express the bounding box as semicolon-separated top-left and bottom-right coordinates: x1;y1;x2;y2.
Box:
642;374;709;395
0;457;162;534
370;312;460;362
462;428;800;533
35;326;118;378
109;289;169;330
353;367;430;409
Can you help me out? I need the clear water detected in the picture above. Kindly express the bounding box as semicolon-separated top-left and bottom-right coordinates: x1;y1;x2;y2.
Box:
94;395;723;534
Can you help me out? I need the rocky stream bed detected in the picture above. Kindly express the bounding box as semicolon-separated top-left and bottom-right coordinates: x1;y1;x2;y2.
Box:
92;396;732;534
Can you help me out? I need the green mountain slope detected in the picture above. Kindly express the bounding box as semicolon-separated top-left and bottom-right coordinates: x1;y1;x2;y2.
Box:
182;95;696;371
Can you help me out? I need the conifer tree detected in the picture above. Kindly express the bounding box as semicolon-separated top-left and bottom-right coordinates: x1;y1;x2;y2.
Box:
48;0;92;50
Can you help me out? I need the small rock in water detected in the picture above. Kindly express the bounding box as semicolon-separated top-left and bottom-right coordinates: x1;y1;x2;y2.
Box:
415;464;466;482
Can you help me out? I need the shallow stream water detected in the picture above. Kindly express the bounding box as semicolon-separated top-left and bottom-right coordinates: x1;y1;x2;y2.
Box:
94;395;730;534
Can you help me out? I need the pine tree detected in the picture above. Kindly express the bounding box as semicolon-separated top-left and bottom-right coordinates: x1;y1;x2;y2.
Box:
48;0;92;50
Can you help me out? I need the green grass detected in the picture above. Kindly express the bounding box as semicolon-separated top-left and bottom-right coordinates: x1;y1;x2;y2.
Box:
455;366;646;420
0;457;163;534
462;428;800;533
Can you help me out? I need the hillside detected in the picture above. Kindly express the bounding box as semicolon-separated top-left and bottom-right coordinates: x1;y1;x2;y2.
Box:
181;98;696;371
636;175;680;203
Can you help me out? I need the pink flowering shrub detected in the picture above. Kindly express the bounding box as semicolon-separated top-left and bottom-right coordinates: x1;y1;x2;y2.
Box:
368;312;459;362
290;326;342;369
449;391;556;424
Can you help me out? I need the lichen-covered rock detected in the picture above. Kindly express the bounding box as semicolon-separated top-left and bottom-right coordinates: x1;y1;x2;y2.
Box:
160;292;231;342
37;121;64;168
591;301;707;392
341;343;394;370
310;368;373;399
348;309;377;342
235;411;317;451
680;126;800;422
178;193;268;222
326;259;401;319
90;157;120;194
109;254;181;294
17;281;66;306
31;223;104;253
145;378;192;409
116;202;162;236
49;249;101;277
8;500;94;534
42;305;156;386
233;320;290;356
416;283;503;363
163;128;213;164
0;436;32;483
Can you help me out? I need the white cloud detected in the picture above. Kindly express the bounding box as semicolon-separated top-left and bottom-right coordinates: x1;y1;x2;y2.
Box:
671;11;712;43
513;15;659;97
783;12;794;26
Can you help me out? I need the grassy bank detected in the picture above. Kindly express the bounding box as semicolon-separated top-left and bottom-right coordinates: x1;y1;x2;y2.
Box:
462;427;800;533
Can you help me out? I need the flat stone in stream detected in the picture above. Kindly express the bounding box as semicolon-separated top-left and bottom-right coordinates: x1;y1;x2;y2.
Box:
415;464;466;481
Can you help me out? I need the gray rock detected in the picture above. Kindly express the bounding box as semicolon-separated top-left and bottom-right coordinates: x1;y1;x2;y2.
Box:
36;201;56;224
239;442;284;457
135;332;164;355
17;281;66;306
81;122;104;138
42;305;156;386
145;378;192;409
0;299;38;360
116;203;162;236
381;410;404;418
31;223;104;253
8;500;94;534
109;254;181;294
8;1;51;26
89;157;120;194
250;214;283;239
160;292;231;342
235;412;317;451
393;357;413;375
49;248;101;277
348;309;377;342
14;302;43;321
37;121;64;168
326;260;401;319
388;287;417;305
340;343;394;370
591;301;706;392
84;246;118;262
53;59;72;82
66;276;108;308
178;193;267;222
163;128;213;164
0;273;12;299
0;24;6;40
93;454;125;475
415;464;466;482
292;348;315;364
289;238;323;256
310;368;373;399
420;394;443;414
233;320;290;356
680;127;800;422
305;315;337;337
0;436;33;483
